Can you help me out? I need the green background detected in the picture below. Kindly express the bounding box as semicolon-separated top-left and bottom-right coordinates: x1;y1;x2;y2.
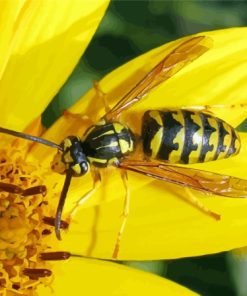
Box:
43;1;247;295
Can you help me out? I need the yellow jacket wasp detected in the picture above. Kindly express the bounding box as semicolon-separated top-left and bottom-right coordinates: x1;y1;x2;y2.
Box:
1;36;246;258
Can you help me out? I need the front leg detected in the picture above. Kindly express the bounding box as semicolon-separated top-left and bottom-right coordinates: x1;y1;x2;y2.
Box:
68;168;101;221
63;110;94;126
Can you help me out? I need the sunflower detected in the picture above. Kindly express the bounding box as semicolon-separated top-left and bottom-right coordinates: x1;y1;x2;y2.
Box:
0;1;204;295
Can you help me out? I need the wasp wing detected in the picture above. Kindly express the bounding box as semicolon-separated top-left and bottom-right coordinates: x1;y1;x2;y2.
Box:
119;160;247;198
105;36;213;121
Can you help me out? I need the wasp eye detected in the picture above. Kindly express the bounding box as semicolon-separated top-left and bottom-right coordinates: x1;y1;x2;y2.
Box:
81;161;88;174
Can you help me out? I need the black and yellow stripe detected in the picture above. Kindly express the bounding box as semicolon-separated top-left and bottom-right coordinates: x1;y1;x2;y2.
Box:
51;136;89;176
83;122;134;167
142;110;240;164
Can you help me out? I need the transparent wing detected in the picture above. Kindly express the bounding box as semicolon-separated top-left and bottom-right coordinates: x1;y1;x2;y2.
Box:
119;159;247;198
105;36;213;121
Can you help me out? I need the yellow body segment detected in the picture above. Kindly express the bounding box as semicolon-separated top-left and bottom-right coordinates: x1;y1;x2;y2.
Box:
220;122;233;159
203;117;219;162
113;123;125;134
168;111;185;163
188;112;204;164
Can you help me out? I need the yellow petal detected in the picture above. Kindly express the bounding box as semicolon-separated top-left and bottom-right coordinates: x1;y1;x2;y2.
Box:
0;0;24;79
37;257;198;296
0;0;109;130
69;27;247;127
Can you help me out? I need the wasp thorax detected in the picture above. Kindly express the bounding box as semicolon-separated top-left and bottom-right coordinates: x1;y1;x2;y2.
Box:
50;136;89;176
82;122;135;168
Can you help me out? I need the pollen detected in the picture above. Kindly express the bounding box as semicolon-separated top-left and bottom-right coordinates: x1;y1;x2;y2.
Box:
0;148;69;295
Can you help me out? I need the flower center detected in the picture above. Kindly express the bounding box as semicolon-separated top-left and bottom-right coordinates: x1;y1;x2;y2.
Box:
0;148;69;294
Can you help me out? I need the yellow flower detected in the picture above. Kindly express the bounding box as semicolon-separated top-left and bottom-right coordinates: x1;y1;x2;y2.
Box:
29;27;247;262
0;1;198;295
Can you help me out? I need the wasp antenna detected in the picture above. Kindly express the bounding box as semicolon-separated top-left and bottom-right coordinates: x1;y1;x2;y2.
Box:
70;253;109;262
55;169;73;240
0;126;62;150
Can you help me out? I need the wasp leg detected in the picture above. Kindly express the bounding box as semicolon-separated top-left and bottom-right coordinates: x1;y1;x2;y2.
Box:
62;110;93;126
62;80;110;122
93;80;111;113
178;187;221;220
112;170;130;260
68;168;101;221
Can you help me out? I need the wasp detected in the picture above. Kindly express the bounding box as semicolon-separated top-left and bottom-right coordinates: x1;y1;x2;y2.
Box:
1;36;246;258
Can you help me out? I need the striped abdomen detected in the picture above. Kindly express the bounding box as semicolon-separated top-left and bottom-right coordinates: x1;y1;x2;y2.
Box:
142;110;240;164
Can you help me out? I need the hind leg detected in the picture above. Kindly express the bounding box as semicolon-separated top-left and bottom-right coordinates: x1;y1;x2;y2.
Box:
112;170;130;259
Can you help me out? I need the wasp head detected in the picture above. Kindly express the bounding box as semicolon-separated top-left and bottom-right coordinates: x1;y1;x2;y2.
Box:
51;136;89;176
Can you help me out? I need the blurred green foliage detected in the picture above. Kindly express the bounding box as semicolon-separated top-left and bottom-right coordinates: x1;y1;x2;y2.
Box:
43;1;247;295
